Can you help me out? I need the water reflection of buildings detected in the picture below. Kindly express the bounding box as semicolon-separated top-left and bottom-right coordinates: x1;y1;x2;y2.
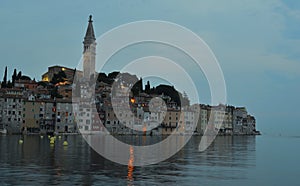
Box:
0;135;256;185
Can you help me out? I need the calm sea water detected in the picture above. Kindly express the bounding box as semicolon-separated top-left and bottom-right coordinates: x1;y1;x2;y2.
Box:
0;134;299;185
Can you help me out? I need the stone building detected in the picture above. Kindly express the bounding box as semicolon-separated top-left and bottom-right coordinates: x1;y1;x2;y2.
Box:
74;15;104;134
42;65;76;84
55;100;77;133
233;107;248;134
23;100;43;133
196;104;209;134
208;104;226;132
162;109;180;135
15;79;38;90
39;101;56;134
0;88;24;134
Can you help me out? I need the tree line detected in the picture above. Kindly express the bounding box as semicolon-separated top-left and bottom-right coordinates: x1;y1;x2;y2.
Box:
1;66;31;88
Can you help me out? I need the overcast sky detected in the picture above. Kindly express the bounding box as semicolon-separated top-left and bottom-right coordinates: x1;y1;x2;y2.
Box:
0;0;299;136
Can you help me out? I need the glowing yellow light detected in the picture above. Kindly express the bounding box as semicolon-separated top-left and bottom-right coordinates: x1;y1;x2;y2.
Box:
55;81;68;86
62;68;66;71
42;76;49;82
130;98;135;103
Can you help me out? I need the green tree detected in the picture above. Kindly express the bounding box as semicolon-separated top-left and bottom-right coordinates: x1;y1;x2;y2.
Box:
182;91;190;106
50;70;67;85
50;86;63;98
1;66;7;88
145;81;151;93
131;78;143;96
12;68;17;86
108;71;119;79
20;75;31;81
16;71;22;80
6;80;13;88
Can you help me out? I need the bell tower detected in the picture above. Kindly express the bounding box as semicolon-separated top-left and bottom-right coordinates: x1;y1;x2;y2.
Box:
83;15;96;79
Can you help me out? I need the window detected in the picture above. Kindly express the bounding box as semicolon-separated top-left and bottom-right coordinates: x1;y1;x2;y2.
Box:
86;120;90;124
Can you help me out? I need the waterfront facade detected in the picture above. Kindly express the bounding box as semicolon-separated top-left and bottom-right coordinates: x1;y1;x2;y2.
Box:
23;100;43;133
0;15;259;136
55;100;77;133
0;89;23;133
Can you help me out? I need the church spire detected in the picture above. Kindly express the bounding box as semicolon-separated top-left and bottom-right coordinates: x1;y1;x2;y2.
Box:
83;15;96;46
82;15;96;79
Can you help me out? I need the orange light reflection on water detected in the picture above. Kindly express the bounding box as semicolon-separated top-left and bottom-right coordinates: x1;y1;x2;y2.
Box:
127;146;134;184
